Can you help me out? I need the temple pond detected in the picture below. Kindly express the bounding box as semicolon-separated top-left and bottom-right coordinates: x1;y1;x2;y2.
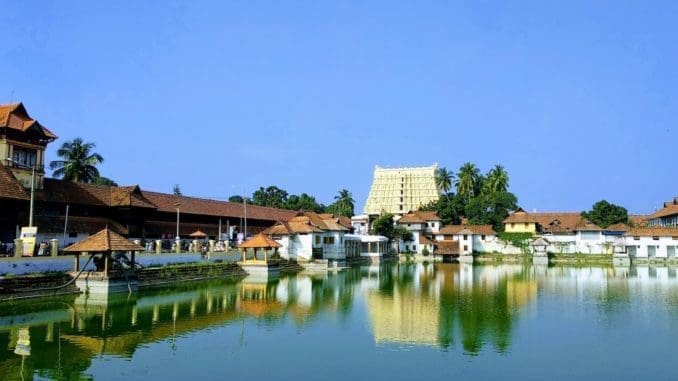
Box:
2;262;678;380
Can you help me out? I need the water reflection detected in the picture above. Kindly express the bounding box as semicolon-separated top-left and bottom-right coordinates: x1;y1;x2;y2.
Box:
2;263;678;379
365;263;537;354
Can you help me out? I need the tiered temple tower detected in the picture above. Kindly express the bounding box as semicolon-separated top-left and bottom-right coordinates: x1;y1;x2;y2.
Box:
363;164;439;216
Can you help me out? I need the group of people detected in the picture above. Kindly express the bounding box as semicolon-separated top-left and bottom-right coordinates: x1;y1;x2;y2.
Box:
0;242;14;256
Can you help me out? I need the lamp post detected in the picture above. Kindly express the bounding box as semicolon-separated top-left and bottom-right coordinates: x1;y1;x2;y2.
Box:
7;158;36;227
174;202;181;240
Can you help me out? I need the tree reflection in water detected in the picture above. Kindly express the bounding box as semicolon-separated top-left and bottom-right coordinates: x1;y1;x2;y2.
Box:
5;263;678;380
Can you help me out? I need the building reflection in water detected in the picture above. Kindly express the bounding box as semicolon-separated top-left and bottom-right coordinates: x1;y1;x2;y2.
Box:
365;263;537;353
2;263;678;379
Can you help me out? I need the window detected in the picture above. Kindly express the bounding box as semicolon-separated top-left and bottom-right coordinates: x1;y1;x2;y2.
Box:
652;237;659;241
463;235;468;240
405;245;409;251
412;245;416;251
431;223;436;228
481;235;486;240
399;205;403;210
12;147;37;168
315;236;321;245
633;236;640;240
511;223;515;228
463;245;468;251
400;197;403;202
323;236;335;245
407;224;411;227
524;223;528;228
400;190;403;195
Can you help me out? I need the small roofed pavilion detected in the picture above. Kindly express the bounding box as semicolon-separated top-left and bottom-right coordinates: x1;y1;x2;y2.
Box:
64;228;144;277
237;233;282;265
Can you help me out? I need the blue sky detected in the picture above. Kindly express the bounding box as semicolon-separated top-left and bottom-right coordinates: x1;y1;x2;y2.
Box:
2;1;676;214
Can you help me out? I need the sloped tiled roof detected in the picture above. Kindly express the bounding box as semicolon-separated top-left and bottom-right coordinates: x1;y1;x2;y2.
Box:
398;211;441;223
0;162;29;200
504;208;588;233
433;240;460;255
238;233;282;249
418;234;436;245
604;222;630;232
438;224;496;236
0;103;57;140
142;191;296;222
64;228;144;252
625;227;678;237
651;197;678;219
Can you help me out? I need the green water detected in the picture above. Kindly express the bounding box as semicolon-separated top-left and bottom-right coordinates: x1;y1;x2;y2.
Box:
1;262;678;380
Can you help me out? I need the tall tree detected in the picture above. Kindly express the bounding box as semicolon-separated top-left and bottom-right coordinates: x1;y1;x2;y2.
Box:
483;165;510;194
581;200;628;228
251;185;289;208
455;162;481;201
435;167;454;199
371;213;396;241
285;193;325;212
327;189;355;217
49;138;104;183
228;195;244;203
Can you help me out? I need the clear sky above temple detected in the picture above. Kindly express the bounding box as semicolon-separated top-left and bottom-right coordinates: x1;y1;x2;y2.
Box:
2;1;677;214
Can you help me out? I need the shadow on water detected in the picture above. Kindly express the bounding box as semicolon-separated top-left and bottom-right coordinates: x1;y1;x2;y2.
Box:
2;263;678;379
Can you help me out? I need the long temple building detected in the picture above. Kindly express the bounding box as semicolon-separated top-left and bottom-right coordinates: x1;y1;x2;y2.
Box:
0;103;296;245
363;164;439;216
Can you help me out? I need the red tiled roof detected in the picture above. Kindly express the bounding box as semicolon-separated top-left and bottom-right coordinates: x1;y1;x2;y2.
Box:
0;103;57;140
0;162;29;200
438;224;496;235
651;198;678;219
238;233;282;249
625;228;678;237
504;208;588;233
142;191;296;222
433;240;460;255
64;228;144;252
604;223;630;232
398;211;441;223
419;234;436;245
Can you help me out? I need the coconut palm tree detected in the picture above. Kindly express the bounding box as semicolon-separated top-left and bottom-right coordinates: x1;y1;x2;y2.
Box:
435;167;454;198
332;189;355;216
484;165;509;193
49;138;104;183
455;162;480;201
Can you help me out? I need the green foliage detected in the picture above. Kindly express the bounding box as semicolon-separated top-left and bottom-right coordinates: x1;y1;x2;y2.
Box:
325;189;355;217
393;225;414;242
483;165;509;194
455;162;481;201
228;195;244;203
581;200;629;228
285;193;325;212
93;176;118;186
421;162;517;231
497;232;533;254
465;191;518;232
49;137;104;183
372;213;395;240
252;185;289;208
435;167;454;195
421;246;430;256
